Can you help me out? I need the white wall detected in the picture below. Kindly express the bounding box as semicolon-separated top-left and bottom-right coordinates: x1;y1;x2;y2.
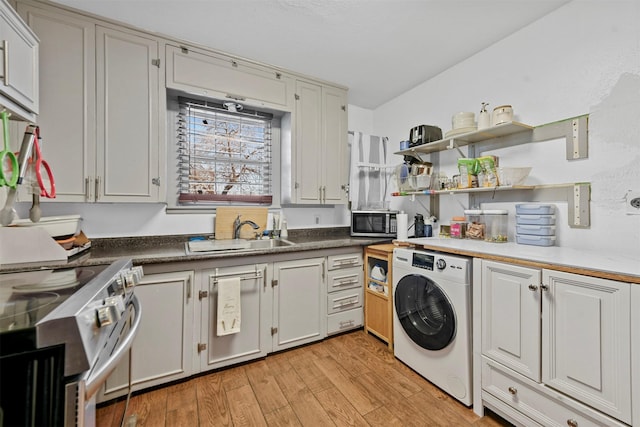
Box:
374;0;640;257
11;0;639;248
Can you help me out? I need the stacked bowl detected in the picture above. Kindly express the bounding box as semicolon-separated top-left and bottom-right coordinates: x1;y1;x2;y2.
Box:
515;204;556;246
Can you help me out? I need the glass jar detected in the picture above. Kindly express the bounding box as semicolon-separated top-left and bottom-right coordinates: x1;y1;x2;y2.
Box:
483;210;508;243
464;209;484;240
450;216;467;239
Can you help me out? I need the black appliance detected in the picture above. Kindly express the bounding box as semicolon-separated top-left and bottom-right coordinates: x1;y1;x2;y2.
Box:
409;125;442;147
0;259;143;427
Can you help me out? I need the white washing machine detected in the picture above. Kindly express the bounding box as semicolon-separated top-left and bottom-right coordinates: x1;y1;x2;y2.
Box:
392;247;472;405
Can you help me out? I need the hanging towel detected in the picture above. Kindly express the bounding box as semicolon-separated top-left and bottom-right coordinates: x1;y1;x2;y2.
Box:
216;277;241;336
348;131;390;210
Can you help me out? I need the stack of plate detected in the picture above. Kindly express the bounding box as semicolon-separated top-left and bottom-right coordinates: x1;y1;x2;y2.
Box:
515;204;556;246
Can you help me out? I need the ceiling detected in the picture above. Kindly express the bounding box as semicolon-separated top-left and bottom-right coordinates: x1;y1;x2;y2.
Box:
49;0;570;109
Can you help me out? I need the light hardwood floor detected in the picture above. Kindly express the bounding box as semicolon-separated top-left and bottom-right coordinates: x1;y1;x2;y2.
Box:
97;330;513;426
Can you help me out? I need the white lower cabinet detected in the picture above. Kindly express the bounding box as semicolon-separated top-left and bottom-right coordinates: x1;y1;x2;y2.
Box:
272;257;326;351
481;260;632;426
98;270;195;402
198;264;271;371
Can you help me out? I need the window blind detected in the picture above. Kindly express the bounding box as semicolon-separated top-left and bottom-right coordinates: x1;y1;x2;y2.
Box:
177;97;273;204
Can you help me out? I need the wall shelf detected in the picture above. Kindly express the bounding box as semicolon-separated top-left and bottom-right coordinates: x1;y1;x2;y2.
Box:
391;115;591;229
395;122;534;157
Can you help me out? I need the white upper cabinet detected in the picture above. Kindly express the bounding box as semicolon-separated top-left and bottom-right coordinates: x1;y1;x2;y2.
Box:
166;44;293;111
16;1;163;202
0;0;38;121
96;25;161;202
17;2;95;201
292;79;348;204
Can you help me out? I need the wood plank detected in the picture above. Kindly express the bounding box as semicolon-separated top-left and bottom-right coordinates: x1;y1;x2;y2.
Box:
264;405;302;427
362;406;405;427
215;206;268;240
312;355;380;415
289;388;335;427
315;386;370;427
274;366;309;402
245;359;289;414
288;348;334;394
219;365;250;391
195;373;232;426
226;384;268;427
123;387;168;427
322;335;372;379
165;380;199;427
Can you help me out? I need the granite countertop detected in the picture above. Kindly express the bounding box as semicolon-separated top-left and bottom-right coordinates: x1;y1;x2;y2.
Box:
1;227;389;272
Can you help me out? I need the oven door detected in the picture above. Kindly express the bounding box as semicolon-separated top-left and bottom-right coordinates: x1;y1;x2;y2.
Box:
67;294;142;427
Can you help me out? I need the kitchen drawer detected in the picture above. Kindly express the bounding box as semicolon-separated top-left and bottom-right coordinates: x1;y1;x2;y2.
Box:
481;357;627;427
327;252;362;270
327;287;363;315
327;266;362;293
327;308;363;335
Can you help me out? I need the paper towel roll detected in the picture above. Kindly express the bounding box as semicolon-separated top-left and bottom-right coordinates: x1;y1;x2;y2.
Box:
397;213;408;240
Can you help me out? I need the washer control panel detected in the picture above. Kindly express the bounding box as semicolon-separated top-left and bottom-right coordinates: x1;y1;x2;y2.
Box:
406;249;470;283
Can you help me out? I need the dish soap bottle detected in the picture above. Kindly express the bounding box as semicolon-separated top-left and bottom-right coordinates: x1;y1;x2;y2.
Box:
478;102;490;130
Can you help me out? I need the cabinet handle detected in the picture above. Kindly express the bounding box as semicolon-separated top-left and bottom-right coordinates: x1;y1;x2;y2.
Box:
186;276;191;301
85;177;91;201
541;284;549;291
508;386;517;395
95;176;101;201
528;284;538;291
1;40;8;86
567;419;578;427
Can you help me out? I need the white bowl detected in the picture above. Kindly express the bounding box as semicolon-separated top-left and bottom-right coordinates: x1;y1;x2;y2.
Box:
12;214;82;238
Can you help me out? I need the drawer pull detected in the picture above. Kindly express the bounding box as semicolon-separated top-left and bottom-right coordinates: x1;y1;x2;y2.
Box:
528;284;538;291
508;386;517;395
567;420;578;427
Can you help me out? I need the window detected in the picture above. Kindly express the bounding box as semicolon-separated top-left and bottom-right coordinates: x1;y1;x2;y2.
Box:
177;97;273;204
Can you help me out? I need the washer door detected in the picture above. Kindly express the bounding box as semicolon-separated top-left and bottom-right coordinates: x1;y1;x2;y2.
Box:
394;273;456;350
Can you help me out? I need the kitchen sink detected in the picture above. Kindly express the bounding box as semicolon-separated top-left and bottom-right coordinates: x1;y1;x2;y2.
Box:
186;238;296;254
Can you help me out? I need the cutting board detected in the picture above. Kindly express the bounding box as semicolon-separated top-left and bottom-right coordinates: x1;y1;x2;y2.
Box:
215;207;268;240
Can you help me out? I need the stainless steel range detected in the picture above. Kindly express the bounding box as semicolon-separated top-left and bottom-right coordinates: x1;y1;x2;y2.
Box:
0;259;143;426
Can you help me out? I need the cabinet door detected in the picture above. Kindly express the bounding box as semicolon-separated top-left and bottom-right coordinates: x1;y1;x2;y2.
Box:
272;257;325;351
166;45;292;110
294;79;322;203
0;0;38;119
542;270;631;424
482;260;541;381
17;3;96;202
96;26;160;202
99;270;195;402
199;264;271;371
321;85;348;204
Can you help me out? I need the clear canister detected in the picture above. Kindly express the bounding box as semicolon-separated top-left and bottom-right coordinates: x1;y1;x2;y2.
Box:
483;209;508;243
464;209;484;240
450;216;467;239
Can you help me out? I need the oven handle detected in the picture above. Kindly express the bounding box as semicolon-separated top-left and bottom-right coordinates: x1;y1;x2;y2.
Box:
83;294;142;400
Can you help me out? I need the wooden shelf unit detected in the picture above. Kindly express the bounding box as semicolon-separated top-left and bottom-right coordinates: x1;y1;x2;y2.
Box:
364;243;396;349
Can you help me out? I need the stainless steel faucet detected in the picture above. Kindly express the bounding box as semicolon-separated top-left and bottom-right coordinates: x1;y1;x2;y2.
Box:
233;215;260;239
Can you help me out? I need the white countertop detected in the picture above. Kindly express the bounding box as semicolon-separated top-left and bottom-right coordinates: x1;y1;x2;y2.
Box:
403;237;640;282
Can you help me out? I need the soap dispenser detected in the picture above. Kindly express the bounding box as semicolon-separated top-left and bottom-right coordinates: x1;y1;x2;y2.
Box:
478;102;490;130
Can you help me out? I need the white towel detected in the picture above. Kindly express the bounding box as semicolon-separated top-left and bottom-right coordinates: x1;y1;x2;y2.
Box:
216;277;241;336
348;131;391;210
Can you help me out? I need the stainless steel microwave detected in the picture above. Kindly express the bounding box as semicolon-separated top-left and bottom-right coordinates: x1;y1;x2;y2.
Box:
350;210;398;237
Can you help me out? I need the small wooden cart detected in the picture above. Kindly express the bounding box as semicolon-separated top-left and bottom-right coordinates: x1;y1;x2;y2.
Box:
363;243;396;349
